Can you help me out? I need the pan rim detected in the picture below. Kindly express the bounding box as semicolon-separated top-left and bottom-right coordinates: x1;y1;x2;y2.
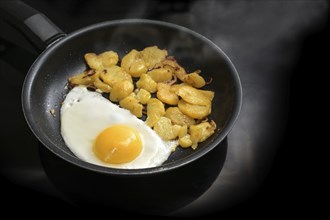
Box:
22;18;242;176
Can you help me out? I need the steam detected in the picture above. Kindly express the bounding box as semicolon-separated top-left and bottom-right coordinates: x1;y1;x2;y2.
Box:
169;0;328;216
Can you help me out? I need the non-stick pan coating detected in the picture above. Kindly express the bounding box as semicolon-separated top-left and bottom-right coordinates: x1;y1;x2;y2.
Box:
23;19;241;175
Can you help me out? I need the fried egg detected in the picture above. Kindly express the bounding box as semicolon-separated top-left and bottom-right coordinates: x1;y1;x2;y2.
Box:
60;86;176;169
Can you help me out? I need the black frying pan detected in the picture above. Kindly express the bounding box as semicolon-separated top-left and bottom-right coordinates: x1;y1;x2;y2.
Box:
0;0;241;176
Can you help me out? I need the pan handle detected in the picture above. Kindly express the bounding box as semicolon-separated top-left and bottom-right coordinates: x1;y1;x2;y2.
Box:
0;0;66;52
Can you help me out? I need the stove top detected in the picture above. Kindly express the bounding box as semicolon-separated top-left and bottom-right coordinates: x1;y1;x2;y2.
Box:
0;0;328;216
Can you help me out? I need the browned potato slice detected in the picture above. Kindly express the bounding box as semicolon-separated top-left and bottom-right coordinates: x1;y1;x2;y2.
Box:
145;98;165;127
156;83;179;105
178;125;188;138
109;80;134;102
136;74;158;93
174;66;187;83
153;117;181;141
130;61;148;78
183;70;206;88
121;49;148;77
68;70;96;86
179;134;193;148
176;85;211;106
93;77;112;93
147;98;165;116
145;114;161;128
99;66;132;87
121;49;138;70
119;93;143;118
169;83;184;93
199;90;215;101
170;84;214;101
164;107;195;126
189;121;216;149
140;46;168;69
135;88;151;105
147;68;172;82
98;51;119;67
85;53;102;70
178;100;211;119
85;51;119;70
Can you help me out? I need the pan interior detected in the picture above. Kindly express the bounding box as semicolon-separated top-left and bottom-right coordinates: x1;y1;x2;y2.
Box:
23;20;240;173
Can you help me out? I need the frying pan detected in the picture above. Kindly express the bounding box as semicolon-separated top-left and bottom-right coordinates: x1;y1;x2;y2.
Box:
0;1;241;175
1;0;241;175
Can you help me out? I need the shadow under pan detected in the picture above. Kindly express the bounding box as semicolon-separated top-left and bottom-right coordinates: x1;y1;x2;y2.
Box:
39;138;228;215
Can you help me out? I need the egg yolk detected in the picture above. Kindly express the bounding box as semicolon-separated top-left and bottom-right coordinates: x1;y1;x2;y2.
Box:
93;125;142;164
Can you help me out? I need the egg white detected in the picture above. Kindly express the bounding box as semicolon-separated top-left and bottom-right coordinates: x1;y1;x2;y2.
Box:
60;86;176;169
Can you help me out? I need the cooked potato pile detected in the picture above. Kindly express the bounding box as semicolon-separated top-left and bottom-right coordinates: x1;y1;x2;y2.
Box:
68;46;216;149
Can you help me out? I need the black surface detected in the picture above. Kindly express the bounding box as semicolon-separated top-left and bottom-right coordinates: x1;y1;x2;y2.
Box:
218;10;330;218
39;139;227;214
1;0;329;217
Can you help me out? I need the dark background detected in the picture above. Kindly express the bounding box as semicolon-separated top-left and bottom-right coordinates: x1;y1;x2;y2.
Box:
1;0;329;217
